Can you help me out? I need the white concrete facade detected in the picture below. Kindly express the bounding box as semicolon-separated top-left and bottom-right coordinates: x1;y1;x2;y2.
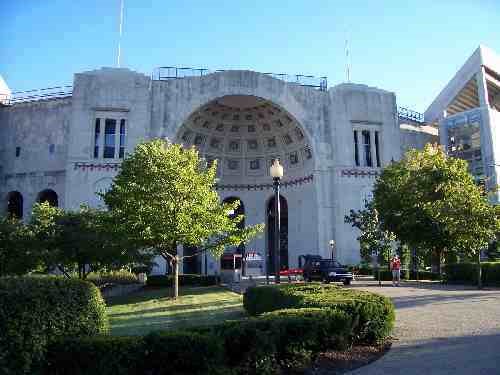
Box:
1;66;438;274
425;46;500;203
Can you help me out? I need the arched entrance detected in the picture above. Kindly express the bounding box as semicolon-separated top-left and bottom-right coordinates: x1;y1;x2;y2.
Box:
7;191;23;219
223;197;245;254
267;195;288;273
37;189;58;207
175;94;314;274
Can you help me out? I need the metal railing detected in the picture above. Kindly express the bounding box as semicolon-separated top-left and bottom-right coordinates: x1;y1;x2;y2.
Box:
153;66;328;91
398;106;425;123
1;85;73;105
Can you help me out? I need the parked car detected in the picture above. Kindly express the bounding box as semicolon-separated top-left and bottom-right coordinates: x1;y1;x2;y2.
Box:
302;258;353;285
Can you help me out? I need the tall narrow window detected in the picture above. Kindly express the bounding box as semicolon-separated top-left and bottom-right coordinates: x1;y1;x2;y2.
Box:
104;119;116;158
94;118;101;158
353;131;360;166
119;119;126;158
362;130;372;167
15;147;21;157
375;131;381;167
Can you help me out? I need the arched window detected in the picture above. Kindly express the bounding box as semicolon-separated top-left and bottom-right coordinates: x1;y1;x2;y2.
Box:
7;191;23;219
37;189;58;207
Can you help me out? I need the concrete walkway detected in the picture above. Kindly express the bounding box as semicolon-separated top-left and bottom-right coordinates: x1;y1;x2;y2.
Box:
347;281;500;375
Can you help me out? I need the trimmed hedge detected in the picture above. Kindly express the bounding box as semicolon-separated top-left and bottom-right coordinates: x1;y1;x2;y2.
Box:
146;274;217;287
0;277;108;375
408;270;441;281
86;271;139;287
243;283;395;344
373;269;440;281
46;331;223;375
45;308;353;375
443;262;500;285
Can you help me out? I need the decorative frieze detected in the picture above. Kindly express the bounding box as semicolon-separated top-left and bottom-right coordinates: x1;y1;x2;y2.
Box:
215;174;313;191
341;169;380;178
73;162;121;172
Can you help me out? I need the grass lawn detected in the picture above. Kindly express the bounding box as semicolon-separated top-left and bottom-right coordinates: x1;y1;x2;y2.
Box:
106;286;245;336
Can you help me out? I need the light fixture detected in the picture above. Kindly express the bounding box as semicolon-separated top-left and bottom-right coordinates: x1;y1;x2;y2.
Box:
269;159;284;179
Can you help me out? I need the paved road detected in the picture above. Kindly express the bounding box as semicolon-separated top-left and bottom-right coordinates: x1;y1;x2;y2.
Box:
347;281;500;375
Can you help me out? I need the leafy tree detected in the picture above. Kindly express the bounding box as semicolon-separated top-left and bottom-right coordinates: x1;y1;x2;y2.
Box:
0;216;36;276
103;139;264;298
344;200;396;269
30;202;64;274
30;203;147;279
374;144;500;284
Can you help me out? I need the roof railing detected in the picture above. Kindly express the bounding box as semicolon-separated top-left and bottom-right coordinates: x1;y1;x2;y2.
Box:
1;85;73;105
153;66;328;91
398;106;425;123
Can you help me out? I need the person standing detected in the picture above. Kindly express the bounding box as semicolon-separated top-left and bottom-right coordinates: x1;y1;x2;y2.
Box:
391;255;401;286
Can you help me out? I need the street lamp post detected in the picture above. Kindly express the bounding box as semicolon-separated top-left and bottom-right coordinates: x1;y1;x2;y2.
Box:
329;240;335;260
270;159;284;284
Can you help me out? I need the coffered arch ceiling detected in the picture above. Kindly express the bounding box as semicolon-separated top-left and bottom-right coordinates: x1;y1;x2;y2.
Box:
175;95;314;184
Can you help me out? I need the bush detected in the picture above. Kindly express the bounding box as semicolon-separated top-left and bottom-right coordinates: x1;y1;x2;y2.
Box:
46;308;352;375
0;276;108;374
243;283;394;344
46;330;223;375
347;265;373;275
443;262;500;285
146;274;217;287
86;270;139;287
408;270;441;281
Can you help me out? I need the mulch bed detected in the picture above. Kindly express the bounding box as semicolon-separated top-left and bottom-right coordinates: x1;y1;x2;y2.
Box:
303;340;392;375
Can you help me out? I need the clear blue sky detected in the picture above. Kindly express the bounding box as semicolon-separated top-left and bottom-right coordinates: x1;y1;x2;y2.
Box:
1;0;499;112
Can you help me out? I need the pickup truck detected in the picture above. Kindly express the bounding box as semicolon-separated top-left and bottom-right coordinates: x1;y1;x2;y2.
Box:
302;258;353;285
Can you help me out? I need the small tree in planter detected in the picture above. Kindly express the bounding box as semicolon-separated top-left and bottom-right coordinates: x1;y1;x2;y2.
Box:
103;139;263;299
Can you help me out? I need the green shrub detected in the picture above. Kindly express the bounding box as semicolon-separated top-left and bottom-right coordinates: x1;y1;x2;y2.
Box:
86;270;139;287
347;265;373;275
443;262;500;285
408;270;441;280
372;269;394;281
0;276;108;375
243;283;394;344
46;336;144;375
45;308;352;375
46;331;223;375
143;331;224;375
146;274;217;287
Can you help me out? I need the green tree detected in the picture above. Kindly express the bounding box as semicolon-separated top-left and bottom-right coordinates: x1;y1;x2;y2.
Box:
103;139;264;298
344;200;396;270
30;203;146;279
374;144;500;284
0;216;35;276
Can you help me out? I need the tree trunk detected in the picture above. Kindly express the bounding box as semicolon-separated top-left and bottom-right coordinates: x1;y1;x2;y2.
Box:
477;251;482;289
173;256;179;299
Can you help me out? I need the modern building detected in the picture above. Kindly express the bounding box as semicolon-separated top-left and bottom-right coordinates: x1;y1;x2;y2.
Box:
425;45;500;203
2;46;496;274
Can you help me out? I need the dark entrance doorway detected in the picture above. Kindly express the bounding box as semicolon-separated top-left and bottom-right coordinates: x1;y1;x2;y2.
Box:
223;197;245;255
267;195;288;274
37;189;58;207
7;191;23;219
183;245;201;274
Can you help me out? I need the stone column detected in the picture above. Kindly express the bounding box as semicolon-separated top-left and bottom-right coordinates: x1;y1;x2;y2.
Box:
476;67;490;108
370;130;377;167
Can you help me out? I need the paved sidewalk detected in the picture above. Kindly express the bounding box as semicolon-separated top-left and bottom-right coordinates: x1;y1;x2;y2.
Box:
347;281;500;375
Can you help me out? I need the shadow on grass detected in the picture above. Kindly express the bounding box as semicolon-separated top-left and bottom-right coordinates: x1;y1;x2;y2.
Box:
110;303;246;336
109;299;241;318
106;286;230;307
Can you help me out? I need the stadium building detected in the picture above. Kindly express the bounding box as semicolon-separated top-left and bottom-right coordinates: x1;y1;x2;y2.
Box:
1;45;498;274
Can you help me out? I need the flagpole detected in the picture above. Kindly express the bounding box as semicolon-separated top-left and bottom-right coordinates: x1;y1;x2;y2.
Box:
117;0;124;68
